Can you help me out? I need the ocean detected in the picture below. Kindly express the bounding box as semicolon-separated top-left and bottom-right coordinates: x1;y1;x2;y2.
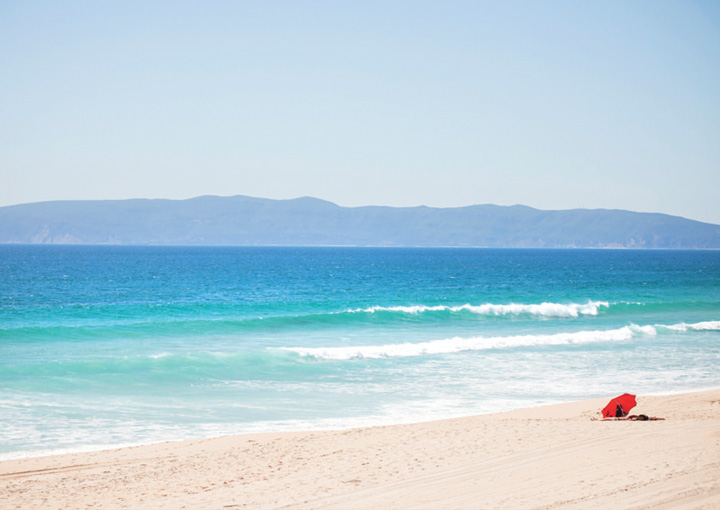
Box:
1;245;719;460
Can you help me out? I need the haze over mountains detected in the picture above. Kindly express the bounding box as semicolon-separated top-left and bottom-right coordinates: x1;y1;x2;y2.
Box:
0;195;719;249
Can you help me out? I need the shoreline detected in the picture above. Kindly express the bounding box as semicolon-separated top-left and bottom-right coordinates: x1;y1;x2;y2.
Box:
2;389;719;509
5;383;720;463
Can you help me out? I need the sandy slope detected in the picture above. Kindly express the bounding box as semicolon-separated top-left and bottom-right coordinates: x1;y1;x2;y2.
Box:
2;390;718;509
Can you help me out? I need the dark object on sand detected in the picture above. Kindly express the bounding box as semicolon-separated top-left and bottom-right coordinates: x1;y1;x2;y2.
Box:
601;393;637;418
626;414;665;421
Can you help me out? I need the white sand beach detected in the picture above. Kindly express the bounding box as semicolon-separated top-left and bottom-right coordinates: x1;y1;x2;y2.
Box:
2;389;719;509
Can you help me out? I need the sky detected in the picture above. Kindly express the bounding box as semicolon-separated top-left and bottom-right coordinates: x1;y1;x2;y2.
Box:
1;1;719;224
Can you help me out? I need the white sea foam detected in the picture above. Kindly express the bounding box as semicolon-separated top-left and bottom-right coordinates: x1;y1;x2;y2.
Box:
282;320;715;361
284;326;636;361
149;352;171;359
663;320;720;332
351;300;610;318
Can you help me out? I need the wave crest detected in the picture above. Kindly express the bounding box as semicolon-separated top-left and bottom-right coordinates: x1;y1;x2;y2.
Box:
352;301;609;318
281;320;716;361
662;320;720;332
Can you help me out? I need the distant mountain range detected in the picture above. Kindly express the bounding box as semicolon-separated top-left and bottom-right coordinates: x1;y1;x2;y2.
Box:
1;195;719;249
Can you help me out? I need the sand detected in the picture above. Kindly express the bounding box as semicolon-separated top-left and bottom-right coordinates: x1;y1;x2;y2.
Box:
2;389;719;509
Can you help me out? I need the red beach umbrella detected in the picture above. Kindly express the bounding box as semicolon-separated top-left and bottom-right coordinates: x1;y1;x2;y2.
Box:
601;393;637;418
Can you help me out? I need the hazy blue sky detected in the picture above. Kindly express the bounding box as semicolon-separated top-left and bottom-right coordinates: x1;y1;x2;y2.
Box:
2;1;719;223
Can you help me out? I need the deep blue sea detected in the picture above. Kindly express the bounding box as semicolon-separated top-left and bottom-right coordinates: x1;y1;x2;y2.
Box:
1;246;719;459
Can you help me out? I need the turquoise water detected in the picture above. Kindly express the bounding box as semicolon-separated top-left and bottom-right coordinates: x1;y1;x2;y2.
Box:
1;246;719;459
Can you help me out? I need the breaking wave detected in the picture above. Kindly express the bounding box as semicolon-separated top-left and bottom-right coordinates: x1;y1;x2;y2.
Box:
281;320;720;361
351;300;610;318
660;320;720;332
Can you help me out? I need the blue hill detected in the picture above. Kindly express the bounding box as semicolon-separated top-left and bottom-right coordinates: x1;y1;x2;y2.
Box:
1;195;718;248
